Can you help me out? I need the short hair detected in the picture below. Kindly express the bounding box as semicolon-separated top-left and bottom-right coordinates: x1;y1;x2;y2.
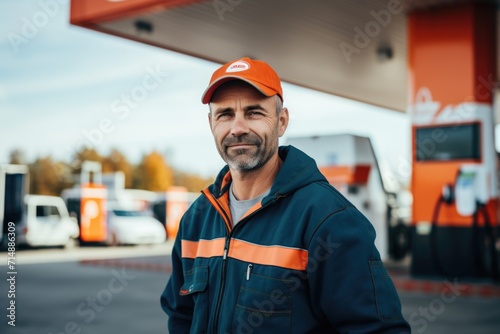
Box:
275;95;283;115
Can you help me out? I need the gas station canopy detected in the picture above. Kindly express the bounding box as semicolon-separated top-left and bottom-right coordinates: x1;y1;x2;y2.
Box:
70;0;500;112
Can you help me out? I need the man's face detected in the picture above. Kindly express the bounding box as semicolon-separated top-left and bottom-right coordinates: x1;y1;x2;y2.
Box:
208;82;288;172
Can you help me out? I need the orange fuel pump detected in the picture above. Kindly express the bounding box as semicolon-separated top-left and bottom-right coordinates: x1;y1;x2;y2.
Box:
165;186;189;239
410;89;499;280
63;161;108;243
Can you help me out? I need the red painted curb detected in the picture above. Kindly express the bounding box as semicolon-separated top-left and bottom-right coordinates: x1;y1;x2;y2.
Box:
391;276;500;298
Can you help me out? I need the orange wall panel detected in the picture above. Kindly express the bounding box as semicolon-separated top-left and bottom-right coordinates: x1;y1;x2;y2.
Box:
408;3;496;107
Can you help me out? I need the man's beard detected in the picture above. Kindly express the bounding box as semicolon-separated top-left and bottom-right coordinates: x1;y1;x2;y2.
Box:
219;134;275;172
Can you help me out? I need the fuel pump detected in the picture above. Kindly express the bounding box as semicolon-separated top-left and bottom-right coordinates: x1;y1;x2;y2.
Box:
430;165;499;280
79;161;108;243
62;161;108;244
410;88;500;280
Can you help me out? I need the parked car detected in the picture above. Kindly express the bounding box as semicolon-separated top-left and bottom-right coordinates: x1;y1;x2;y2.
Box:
106;206;166;246
16;195;80;248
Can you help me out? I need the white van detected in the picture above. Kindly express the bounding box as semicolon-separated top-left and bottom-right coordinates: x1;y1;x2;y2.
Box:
17;195;80;248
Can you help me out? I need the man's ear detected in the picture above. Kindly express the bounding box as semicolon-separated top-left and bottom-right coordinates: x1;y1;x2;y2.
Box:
208;111;214;134
278;107;289;137
208;104;215;132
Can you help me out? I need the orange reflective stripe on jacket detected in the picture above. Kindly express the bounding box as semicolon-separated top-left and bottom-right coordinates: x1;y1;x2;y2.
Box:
229;238;308;270
182;238;226;258
181;237;308;271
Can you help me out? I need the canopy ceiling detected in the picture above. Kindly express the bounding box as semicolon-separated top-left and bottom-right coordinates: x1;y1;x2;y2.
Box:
70;0;500;112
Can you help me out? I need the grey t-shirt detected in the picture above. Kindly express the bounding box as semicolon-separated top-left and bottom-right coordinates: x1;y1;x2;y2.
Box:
229;183;270;225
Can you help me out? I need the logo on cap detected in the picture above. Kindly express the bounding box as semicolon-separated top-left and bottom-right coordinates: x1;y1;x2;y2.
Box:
226;60;250;73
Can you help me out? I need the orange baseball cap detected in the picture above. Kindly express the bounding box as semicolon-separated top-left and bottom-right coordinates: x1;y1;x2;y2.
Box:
201;57;283;104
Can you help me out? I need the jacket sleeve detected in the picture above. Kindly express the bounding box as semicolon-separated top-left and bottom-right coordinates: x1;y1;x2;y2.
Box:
306;206;411;333
160;227;193;333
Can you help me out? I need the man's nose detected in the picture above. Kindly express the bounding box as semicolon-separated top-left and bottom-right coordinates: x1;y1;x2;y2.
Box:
230;113;249;137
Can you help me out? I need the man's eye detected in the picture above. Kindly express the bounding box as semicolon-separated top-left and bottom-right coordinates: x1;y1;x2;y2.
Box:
248;111;263;116
217;113;231;119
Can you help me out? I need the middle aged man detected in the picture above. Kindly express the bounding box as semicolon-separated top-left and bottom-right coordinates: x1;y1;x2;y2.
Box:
161;57;411;333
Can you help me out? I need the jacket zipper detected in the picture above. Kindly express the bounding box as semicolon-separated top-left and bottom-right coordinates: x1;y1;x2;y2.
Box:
212;236;230;334
203;191;231;334
205;192;284;333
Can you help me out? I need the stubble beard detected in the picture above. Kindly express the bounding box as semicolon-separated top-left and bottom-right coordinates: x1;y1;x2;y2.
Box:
220;135;276;172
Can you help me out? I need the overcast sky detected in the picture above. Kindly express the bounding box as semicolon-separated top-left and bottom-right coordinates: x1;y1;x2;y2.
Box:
0;0;411;181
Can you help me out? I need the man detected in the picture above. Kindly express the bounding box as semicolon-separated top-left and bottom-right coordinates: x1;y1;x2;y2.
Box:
161;57;411;333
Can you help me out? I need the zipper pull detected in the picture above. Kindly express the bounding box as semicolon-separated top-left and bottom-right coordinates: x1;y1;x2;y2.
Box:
246;264;253;280
223;248;228;260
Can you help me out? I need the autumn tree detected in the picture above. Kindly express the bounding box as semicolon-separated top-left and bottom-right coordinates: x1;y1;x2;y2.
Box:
30;156;71;196
102;148;133;188
173;171;213;192
66;146;103;184
71;147;103;173
133;151;174;191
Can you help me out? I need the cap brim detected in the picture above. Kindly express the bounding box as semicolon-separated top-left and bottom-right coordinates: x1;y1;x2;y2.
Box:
201;76;277;104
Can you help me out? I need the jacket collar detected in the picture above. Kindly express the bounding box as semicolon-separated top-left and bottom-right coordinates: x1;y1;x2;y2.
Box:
207;145;327;203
